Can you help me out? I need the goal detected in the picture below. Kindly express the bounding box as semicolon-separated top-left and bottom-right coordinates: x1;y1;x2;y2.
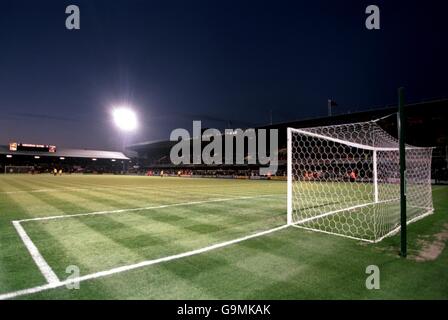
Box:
287;120;434;242
4;166;35;174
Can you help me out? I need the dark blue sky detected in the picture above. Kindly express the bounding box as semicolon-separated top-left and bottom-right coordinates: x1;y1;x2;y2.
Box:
0;0;447;150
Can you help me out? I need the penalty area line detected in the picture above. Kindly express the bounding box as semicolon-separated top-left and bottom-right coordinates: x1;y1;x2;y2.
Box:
17;194;285;223
0;224;290;300
12;221;60;285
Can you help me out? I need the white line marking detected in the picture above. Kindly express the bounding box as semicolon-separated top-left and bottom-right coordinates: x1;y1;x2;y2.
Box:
373;209;435;243
0;185;198;195
294;198;399;225
0;182;275;195
0;224;289;300
18;194;284;223
291;224;374;243
12;221;60;285
292;206;435;243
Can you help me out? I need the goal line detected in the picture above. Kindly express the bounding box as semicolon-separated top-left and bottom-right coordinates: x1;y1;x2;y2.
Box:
293;198;398;225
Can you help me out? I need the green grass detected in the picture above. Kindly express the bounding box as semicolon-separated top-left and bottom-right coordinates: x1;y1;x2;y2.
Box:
0;174;447;299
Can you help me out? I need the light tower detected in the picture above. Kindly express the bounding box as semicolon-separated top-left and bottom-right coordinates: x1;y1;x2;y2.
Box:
112;106;138;173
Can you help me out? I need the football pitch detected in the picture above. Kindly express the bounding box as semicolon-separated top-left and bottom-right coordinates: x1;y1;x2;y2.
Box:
0;175;447;299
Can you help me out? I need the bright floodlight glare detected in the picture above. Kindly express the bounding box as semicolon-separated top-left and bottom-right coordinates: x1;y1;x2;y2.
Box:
112;107;138;132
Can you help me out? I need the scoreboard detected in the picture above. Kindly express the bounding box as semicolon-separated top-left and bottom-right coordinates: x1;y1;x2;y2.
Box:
9;142;57;153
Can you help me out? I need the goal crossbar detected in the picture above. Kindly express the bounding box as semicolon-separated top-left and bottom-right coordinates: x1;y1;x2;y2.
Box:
291;128;428;152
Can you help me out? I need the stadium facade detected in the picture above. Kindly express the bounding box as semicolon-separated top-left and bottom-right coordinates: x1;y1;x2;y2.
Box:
128;99;448;183
0;146;129;174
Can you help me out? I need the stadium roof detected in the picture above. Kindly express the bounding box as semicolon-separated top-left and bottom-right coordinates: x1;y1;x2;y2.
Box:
0;145;129;160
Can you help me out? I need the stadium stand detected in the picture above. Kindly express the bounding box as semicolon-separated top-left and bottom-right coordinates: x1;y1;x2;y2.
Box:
127;99;448;184
0;146;130;174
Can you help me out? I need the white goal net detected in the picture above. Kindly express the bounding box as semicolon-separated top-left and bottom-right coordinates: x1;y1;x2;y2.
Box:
287;120;434;242
4;166;35;174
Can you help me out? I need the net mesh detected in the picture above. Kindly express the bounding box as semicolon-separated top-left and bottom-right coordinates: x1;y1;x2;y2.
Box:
289;120;433;242
5;166;35;174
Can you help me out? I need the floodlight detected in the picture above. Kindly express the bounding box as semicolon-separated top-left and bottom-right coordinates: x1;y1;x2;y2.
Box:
112;107;138;132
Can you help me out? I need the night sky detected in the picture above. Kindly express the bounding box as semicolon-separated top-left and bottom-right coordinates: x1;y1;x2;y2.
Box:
0;0;447;150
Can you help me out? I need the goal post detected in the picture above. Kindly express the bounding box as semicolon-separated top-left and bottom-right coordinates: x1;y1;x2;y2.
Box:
398;87;407;257
286;119;434;243
4;166;35;174
287;127;293;225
